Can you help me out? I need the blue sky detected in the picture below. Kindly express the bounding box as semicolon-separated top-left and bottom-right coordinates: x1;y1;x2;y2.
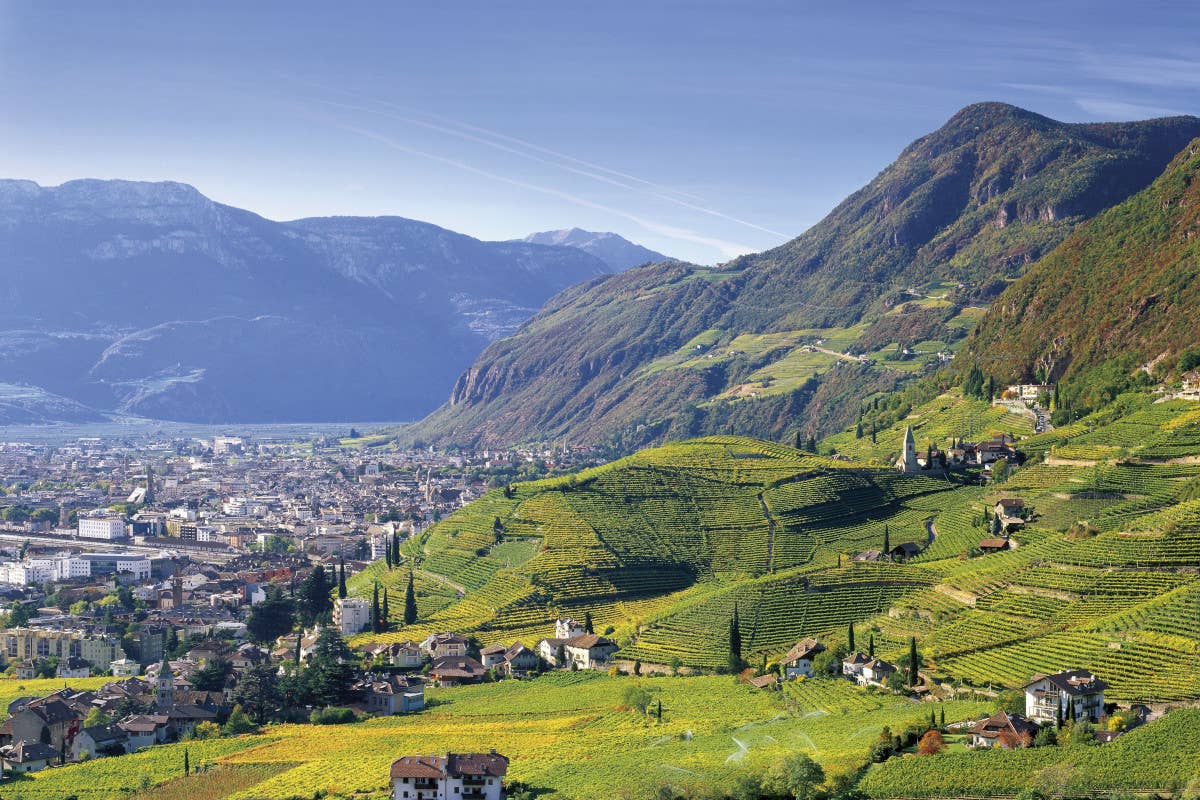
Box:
2;1;1199;264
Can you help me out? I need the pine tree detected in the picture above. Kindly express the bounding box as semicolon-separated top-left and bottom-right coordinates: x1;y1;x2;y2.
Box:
372;582;381;633
337;559;347;599
381;588;389;631
847;623;855;652
727;604;743;674
908;637;919;687
404;570;418;625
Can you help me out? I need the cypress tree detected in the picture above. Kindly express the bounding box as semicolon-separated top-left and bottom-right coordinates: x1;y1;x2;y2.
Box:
385;544;392;569
392;533;401;566
381;588;389;631
337;558;347;599
847;622;855;652
404;570;418;625
372;582;381;633
584;611;594;634
939;706;945;729
657;699;663;721
184;747;189;775
908;637;919;687
883;524;890;554
871;423;877;444
293;632;301;664
727;604;743;673
1056;699;1065;727
868;633;875;657
930;708;936;729
856;421;863;439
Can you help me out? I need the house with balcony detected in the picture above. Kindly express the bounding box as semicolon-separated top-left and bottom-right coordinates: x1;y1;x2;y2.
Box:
390;750;509;800
1023;669;1108;723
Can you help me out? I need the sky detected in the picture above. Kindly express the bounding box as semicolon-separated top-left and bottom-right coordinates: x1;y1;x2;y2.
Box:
2;1;1199;264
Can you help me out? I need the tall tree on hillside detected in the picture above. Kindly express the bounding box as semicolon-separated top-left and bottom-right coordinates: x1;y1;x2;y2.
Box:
337;558;347;599
868;634;875;657
183;748;189;776
404;570;418;625
856;421;863;439
392;533;401;566
371;582;381;633
908;637;920;687
882;525;890;554
246;586;296;644
727;604;743;674
381;588;389;631
584;612;594;634
847;623;855;652
293;632;302;665
297;565;333;626
385;544;392;569
307;627;359;707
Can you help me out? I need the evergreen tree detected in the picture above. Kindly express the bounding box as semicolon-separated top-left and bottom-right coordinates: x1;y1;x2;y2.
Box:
908;637;920;687
656;699;663;721
337;558;347;599
930;708;936;729
584;611;594;634
882;524;890;554
381;588;389;631
371;582;381;633
805;436;817;453
868;634;875;657
183;748;189;775
855;421;863;439
728;604;743;673
404;570;418;625
293;632;302;664
939;706;945;729
990;514;1003;536
385;545;392;570
297;565;333;626
847;623;855;652
392;533;401;566
871;423;877;444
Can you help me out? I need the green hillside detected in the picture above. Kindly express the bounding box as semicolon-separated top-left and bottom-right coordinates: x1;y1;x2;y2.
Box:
962;137;1200;414
409;104;1200;452
363;393;1200;703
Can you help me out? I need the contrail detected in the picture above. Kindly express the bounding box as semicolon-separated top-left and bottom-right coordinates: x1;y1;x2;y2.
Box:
308;93;790;240
324;116;758;259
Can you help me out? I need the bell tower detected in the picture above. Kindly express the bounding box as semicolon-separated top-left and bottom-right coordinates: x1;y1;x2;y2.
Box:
156;657;174;711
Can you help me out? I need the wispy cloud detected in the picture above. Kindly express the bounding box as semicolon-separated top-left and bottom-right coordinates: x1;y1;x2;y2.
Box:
325;117;758;260
1080;52;1200;89
1073;97;1184;120
310;95;789;240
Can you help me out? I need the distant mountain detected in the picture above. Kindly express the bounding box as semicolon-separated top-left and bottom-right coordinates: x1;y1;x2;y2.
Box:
521;228;670;271
962;137;1200;411
0;383;105;425
409;103;1200;450
0;179;611;423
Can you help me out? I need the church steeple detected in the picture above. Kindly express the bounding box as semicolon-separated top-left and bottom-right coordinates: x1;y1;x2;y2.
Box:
156;656;174;711
896;426;919;474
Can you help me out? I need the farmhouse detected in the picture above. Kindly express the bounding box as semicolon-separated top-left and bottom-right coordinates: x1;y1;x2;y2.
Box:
1024;669;1108;723
781;638;826;679
390;750;509;800
969;711;1040;748
0;739;61;772
429;655;486;686
422;632;469;659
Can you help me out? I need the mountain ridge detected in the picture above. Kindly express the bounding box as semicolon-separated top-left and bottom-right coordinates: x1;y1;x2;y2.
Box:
0;179;613;423
520;227;671;270
407;103;1200;450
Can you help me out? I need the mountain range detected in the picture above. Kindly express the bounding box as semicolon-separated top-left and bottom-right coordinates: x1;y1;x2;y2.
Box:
520;228;669;271
408;103;1200;451
0;179;665;424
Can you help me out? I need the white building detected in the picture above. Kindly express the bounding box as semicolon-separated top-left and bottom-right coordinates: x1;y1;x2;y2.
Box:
554;617;585;639
334;598;372;635
78;512;128;540
390;752;508;800
1023;669;1107;723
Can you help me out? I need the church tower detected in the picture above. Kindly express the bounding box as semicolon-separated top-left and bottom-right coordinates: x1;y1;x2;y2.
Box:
156;657;175;711
895;426;919;474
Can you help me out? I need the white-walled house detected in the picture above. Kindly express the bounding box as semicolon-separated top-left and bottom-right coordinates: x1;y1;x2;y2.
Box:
390;751;508;800
782;638;826;679
1024;669;1107;723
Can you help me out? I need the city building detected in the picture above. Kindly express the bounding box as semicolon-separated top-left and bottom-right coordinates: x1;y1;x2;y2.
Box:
334;597;372;635
78;511;128;540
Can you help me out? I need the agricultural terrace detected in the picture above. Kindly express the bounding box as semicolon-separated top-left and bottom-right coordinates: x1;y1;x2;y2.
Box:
356;394;1200;705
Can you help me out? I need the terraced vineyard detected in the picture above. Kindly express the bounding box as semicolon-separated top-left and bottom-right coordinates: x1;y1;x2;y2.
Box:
353;393;1200;709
